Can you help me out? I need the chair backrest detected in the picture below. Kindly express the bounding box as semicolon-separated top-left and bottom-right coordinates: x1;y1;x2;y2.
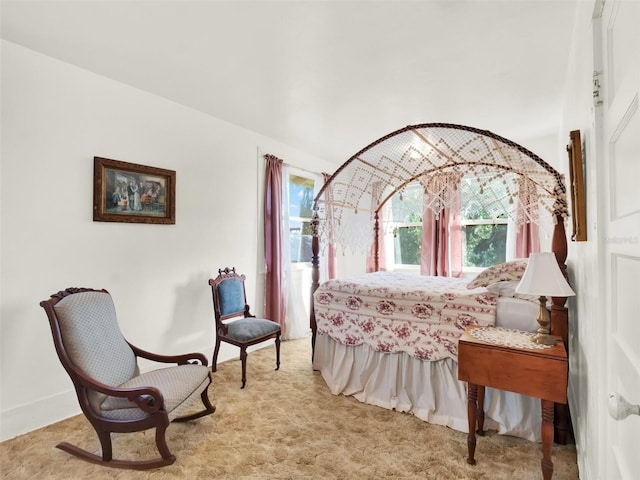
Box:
42;288;138;412
209;267;249;322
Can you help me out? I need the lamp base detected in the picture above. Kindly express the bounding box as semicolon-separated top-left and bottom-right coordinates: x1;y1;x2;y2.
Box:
530;295;557;346
532;332;557;346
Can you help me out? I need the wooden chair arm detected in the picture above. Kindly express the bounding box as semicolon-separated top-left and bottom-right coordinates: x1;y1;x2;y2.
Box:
70;366;165;414
104;386;165;415
128;343;209;367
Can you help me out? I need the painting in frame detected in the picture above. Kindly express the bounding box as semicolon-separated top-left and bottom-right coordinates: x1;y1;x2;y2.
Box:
567;130;587;241
93;157;176;224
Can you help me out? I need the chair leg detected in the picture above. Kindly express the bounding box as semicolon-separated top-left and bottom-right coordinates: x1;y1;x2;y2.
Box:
97;429;113;461
240;347;247;389
212;337;221;372
154;421;174;461
174;380;217;422
274;334;281;371
199;387;217;416
56;423;176;470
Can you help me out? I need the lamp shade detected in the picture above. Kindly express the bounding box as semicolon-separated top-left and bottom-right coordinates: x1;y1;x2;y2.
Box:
515;252;576;297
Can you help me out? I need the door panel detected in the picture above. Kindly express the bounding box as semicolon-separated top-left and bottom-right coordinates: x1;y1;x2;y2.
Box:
610;101;640;219
601;1;640;478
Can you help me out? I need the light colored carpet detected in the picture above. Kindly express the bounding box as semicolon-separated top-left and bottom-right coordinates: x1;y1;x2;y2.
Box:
0;337;579;479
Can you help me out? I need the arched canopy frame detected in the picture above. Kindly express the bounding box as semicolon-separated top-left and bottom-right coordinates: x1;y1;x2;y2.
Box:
312;123;569;255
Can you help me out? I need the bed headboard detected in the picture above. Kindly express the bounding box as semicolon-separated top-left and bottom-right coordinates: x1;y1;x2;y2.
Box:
310;123;571;352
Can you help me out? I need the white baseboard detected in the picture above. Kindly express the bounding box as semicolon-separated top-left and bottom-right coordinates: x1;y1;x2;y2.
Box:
0;341;278;442
1;389;80;442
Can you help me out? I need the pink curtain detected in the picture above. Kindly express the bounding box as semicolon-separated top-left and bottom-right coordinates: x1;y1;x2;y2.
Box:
366;182;386;272
264;154;286;332
420;206;462;277
420;209;444;276
516;222;540;257
420;173;462;277
449;196;463;277
322;173;337;279
515;177;540;257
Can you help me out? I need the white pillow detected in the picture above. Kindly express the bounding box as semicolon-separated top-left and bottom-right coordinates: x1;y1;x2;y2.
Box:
486;280;518;296
486;281;539;303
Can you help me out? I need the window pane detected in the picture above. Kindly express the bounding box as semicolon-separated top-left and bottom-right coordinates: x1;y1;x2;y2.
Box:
289;174;315;218
461;174;511;221
391;183;423;223
462;224;507;267
290;226;313;263
288;174;315;263
394;226;422;265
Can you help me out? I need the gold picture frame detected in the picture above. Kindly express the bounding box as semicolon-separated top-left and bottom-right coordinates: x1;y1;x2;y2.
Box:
567;130;586;241
93;157;176;224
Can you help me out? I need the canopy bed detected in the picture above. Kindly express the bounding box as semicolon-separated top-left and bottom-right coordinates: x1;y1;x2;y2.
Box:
309;123;571;443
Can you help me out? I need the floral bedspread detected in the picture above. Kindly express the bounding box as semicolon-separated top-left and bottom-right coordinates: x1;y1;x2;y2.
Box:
314;272;497;361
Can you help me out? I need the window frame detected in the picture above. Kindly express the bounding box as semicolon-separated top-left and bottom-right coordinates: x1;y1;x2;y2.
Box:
387;180;511;272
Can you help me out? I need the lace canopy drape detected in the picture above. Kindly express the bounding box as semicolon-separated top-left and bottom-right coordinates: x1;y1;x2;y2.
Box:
313;123;568;255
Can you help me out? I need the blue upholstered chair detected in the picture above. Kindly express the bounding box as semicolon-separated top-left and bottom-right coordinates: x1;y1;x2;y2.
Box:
209;267;281;388
40;288;216;469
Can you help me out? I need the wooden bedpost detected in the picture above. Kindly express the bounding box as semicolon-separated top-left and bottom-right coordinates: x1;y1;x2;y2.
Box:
550;211;571;445
550;213;569;349
373;211;380;272
310;209;320;360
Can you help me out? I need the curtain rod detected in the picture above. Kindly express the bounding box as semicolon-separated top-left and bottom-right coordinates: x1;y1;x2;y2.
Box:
263;153;324;178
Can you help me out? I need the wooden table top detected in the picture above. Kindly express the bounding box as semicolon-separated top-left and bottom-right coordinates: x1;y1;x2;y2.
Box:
458;326;568;404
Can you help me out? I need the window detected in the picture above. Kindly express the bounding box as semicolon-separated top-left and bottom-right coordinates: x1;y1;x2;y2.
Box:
460;215;508;268
389;177;509;270
460;175;509;269
390;183;423;266
288;173;315;263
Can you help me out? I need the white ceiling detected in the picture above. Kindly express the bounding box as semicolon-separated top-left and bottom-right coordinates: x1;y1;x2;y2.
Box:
1;0;578;164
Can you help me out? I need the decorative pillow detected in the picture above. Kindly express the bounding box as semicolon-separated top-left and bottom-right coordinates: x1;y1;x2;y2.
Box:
485;280;519;296
466;259;529;289
485;280;539;303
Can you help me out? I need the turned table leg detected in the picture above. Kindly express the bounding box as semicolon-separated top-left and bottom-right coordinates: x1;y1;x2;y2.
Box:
476;385;486;436
541;399;555;480
467;383;478;465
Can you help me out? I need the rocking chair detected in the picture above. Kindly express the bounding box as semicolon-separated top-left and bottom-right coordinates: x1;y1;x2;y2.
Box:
40;287;216;470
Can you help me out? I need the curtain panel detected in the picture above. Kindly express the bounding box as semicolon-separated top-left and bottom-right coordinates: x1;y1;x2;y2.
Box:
515;176;541;257
420;173;462;277
322;172;337;279
263;154;287;334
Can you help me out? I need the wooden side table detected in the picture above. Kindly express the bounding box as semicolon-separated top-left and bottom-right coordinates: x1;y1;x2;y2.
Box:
458;326;568;480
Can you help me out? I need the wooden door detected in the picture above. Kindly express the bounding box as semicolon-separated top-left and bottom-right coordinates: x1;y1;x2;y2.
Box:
597;1;640;478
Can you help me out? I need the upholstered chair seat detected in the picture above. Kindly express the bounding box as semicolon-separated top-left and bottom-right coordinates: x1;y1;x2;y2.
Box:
224;317;282;343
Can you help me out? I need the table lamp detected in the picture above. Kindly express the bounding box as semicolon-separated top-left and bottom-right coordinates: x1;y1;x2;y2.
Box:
515;252;576;345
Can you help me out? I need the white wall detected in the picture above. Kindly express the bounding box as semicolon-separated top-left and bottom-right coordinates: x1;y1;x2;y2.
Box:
0;41;338;441
559;2;606;479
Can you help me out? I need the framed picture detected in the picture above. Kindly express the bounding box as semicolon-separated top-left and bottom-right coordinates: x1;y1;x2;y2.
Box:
93;157;176;224
567;130;586;241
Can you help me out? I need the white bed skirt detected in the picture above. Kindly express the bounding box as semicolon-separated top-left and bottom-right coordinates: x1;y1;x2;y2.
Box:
313;333;542;442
